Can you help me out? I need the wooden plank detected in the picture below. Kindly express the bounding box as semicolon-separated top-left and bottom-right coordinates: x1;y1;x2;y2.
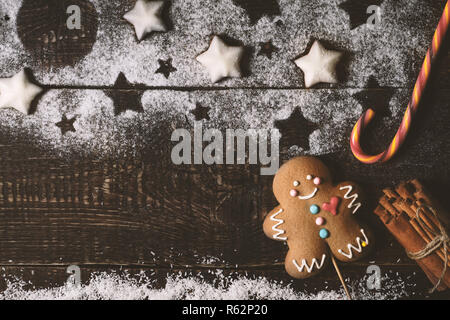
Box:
0;0;448;88
0;87;448;267
0;201;413;266
0;158;444;266
0;88;448;162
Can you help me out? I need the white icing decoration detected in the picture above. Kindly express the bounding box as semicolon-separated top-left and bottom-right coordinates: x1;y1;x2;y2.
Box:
123;0;167;41
294;40;343;88
196;36;244;83
306;175;312;180
338;229;369;259
0;69;43;115
339;185;361;214
298;187;318;200
270;208;287;241
293;181;300;187
292;254;326;273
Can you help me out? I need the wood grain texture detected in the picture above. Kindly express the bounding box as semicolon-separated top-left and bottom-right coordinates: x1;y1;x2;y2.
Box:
16;0;98;68
0;87;449;296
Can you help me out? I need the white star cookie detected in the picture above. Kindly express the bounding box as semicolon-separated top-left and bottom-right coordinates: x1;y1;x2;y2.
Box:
124;0;167;41
0;69;43;115
294;41;343;88
196;36;244;83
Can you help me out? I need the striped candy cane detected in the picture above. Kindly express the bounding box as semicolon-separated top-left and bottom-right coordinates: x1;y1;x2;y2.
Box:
351;1;449;164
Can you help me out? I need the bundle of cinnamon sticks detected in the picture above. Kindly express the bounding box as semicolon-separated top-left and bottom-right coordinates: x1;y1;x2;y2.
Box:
374;179;450;291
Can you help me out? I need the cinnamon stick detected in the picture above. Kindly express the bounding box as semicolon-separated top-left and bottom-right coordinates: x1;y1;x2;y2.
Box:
395;200;449;264
409;218;449;266
374;180;450;291
381;182;448;264
414;200;444;234
377;211;450;289
411;179;450;228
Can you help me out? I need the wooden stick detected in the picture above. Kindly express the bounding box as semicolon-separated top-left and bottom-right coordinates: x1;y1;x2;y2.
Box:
331;255;352;300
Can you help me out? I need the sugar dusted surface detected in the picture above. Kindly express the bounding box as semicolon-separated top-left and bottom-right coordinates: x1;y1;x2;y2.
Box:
0;270;416;300
0;0;442;158
0;88;410;159
0;0;443;87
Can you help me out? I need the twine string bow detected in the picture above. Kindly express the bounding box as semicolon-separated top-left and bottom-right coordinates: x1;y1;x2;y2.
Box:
406;204;449;293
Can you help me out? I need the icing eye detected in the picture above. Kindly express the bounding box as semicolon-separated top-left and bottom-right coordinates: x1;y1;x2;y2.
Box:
313;177;322;185
306;175;312;180
290;189;299;197
293;181;300;187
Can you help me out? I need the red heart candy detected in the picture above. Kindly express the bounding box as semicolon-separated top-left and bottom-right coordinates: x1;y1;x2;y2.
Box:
322;197;340;216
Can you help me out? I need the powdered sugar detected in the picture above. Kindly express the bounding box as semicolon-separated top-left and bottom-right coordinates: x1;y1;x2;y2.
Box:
0;88;410;159
0;0;443;87
0;0;442;158
0;269;416;300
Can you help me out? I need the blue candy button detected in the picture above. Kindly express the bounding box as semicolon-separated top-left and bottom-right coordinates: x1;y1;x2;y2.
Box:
319;228;330;239
309;205;320;215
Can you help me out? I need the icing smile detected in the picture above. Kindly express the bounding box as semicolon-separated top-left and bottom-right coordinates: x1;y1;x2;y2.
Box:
298;188;318;200
338;229;369;259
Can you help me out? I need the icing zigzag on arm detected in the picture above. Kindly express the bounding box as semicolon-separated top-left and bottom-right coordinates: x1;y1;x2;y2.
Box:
292;254;326;273
270;208;287;240
339;185;361;214
338;229;369;259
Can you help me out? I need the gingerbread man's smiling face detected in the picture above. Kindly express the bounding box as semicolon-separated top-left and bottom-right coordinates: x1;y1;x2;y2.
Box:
264;156;373;279
273;156;332;206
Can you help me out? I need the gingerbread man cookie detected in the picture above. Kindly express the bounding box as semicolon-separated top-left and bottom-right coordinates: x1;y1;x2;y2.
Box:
263;156;373;279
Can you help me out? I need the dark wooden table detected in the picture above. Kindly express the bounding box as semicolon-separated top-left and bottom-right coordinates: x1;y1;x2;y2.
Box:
0;0;449;299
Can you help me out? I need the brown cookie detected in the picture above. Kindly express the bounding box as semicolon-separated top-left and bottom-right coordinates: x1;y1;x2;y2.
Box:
263;156;373;279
